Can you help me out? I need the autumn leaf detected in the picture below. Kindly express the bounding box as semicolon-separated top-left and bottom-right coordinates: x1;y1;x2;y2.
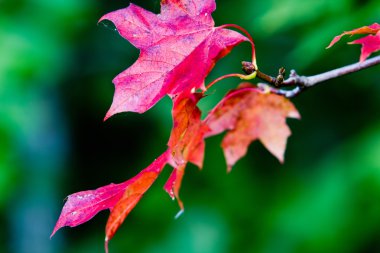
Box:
52;151;168;244
168;93;209;168
165;93;209;209
327;23;380;47
350;31;380;62
163;164;186;212
51;182;129;238
327;23;380;62
99;0;249;119
105;151;168;251
205;83;300;171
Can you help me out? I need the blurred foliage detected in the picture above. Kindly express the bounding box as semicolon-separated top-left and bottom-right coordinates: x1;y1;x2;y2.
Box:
1;0;380;253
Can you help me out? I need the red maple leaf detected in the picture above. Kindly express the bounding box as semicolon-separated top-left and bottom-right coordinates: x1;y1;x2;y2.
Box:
52;151;168;248
99;0;249;119
51;182;129;238
327;23;380;62
168;93;208;169
165;93;209;210
105;151;168;251
205;83;300;171
350;31;380;62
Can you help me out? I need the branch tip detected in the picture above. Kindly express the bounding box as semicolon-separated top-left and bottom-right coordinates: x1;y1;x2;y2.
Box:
254;55;380;98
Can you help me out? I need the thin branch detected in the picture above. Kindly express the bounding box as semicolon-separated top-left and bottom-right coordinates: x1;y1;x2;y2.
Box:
248;55;380;97
257;83;302;98
283;55;380;88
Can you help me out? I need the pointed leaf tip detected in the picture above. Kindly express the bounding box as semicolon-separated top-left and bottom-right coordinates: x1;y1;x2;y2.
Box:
164;169;177;200
51;182;130;237
164;166;185;210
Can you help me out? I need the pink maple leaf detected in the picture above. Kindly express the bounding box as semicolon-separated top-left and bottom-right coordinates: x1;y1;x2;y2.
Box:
164;93;209;210
99;0;249;119
351;31;380;62
327;23;380;62
51;182;129;238
205;83;300;171
51;151;169;243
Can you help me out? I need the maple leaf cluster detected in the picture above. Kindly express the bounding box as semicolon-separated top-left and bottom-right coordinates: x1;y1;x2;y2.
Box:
328;23;380;62
51;0;379;251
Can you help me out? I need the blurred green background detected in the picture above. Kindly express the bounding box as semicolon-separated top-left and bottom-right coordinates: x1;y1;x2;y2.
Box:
1;0;380;252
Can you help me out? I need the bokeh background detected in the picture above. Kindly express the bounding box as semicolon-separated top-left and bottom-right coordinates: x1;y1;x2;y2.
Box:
1;0;380;252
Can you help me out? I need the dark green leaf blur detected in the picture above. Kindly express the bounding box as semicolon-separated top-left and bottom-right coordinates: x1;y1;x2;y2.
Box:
1;0;380;252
